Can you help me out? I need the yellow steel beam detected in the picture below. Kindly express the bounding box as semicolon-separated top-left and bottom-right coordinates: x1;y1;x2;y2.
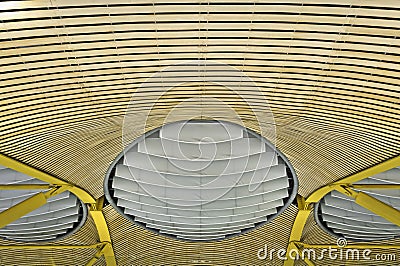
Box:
306;155;400;203
349;184;400;190
335;186;400;226
354;192;400;226
0;192;46;229
284;155;400;266
0;153;117;266
0;184;54;190
287;196;313;245
102;242;116;266
292;242;316;266
85;243;108;266
90;198;117;266
0;154;95;204
0;186;68;229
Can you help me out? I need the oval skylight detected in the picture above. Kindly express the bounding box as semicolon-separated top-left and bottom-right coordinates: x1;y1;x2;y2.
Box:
105;120;298;241
0;166;87;242
315;167;400;242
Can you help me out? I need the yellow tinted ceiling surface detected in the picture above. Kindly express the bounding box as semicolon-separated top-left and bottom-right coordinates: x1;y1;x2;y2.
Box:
0;0;399;265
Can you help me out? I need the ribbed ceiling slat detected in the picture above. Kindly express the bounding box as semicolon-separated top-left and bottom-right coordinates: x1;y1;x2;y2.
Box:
1;0;399;264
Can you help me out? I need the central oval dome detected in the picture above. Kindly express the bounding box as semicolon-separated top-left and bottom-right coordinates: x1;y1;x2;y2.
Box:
105;120;297;241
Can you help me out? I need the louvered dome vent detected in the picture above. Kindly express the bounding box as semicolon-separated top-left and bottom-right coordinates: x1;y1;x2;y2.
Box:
105;120;298;241
315;167;400;242
0;166;87;242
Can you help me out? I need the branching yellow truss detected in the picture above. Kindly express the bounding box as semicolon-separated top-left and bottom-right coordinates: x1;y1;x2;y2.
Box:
0;154;117;266
284;155;400;266
0;153;399;266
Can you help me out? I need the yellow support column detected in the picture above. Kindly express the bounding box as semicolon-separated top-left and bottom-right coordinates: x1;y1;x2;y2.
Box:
85;243;109;266
284;155;400;266
90;197;117;266
288;196;312;247
0;153;117;266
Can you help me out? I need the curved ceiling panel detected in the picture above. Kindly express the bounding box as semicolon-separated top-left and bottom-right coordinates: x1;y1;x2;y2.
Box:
105;120;298;241
1;1;399;200
0;166;87;242
0;0;399;264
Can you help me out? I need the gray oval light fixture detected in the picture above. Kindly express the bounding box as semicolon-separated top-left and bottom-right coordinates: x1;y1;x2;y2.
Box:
0;166;87;242
315;167;400;242
105;120;298;241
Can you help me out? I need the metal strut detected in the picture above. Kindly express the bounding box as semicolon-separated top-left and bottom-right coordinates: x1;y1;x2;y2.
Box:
0;154;117;266
284;155;400;266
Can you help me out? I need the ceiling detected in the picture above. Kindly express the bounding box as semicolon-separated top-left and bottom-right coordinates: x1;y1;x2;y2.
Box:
0;0;399;265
